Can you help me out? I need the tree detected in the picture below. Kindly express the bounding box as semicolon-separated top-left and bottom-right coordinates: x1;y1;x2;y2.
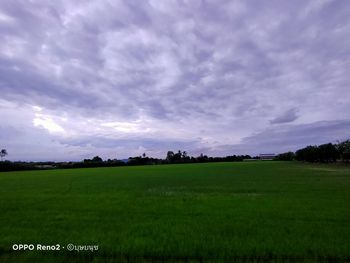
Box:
0;149;7;161
92;156;103;162
337;139;350;162
318;143;339;162
295;145;318;162
182;151;190;161
295;142;342;163
173;150;182;161
166;151;174;162
197;153;208;162
275;152;295;161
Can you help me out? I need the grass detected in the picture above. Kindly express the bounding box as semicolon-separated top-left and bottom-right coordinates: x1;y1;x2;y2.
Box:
0;161;349;262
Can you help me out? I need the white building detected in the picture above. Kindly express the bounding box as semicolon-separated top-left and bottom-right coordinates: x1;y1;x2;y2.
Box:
259;154;276;160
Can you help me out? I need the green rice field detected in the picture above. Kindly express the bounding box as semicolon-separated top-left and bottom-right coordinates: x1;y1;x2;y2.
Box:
0;161;349;262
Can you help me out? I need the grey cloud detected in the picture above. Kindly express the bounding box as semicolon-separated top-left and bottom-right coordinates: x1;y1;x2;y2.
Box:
207;120;350;157
0;0;349;160
270;108;299;124
245;120;350;147
60;136;198;152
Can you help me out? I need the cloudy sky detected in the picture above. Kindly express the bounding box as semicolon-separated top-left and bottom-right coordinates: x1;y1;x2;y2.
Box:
0;0;349;161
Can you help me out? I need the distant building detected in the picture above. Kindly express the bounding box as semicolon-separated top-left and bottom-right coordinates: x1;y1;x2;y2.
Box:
259;154;275;160
34;164;55;169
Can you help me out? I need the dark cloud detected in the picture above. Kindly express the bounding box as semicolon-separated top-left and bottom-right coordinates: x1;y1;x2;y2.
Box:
270;108;299;124
0;0;349;160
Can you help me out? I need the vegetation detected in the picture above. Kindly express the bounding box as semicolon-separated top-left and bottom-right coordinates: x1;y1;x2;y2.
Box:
274;151;295;161
1;138;349;172
275;139;350;163
0;150;254;172
337;139;350;162
0;162;349;262
295;141;348;163
0;149;7;161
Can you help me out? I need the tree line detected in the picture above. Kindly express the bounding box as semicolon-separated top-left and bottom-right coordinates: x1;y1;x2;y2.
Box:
275;139;350;163
1;139;349;171
0;150;255;171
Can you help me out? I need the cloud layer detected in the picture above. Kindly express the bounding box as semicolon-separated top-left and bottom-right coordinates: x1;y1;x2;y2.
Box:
0;0;349;161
